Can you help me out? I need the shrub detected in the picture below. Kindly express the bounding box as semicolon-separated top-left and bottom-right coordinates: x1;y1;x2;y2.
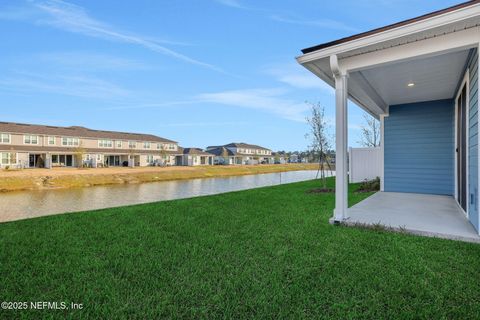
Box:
357;177;380;192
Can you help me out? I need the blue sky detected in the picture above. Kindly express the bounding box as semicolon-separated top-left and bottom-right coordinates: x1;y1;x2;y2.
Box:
0;0;460;150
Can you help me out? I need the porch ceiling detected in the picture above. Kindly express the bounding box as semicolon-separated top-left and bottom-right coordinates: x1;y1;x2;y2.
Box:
355;49;470;106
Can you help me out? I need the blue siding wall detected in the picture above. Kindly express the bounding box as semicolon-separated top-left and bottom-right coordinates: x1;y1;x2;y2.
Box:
384;99;454;195
468;50;479;231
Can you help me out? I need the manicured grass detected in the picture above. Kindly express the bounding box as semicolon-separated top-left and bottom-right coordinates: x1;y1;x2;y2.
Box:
1;177;479;319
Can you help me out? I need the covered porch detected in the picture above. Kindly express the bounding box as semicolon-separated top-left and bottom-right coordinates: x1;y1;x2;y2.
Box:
297;1;480;241
347;192;480;243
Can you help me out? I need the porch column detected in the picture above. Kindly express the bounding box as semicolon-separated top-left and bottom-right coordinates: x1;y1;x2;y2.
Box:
379;114;386;192
333;70;349;221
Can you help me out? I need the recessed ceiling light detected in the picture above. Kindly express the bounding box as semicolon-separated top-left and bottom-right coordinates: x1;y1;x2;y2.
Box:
407;82;415;87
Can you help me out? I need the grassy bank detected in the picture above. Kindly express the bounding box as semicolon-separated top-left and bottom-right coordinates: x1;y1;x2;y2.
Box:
1;178;479;319
0;163;322;192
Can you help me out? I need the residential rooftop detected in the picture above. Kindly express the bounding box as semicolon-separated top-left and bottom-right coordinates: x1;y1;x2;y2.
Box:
0;121;177;143
182;148;213;156
206;142;271;151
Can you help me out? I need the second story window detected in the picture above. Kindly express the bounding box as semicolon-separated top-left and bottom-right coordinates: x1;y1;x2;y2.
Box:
99;139;113;148
168;144;175;150
24;135;38;145
48;136;55;145
144;142;151;149
157;143;162;150
0;133;10;144
128;141;136;149
62;137;79;147
116;141;122;148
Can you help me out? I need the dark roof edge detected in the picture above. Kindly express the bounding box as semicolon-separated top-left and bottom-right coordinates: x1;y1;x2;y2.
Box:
301;0;479;54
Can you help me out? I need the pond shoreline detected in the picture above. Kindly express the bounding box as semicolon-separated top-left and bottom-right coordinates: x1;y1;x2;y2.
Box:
0;170;328;223
0;163;325;193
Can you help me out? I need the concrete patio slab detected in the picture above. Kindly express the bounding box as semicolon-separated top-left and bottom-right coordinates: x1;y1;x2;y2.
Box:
340;192;480;243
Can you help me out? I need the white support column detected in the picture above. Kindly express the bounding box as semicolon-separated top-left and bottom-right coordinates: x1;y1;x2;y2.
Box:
380;114;386;192
333;72;349;221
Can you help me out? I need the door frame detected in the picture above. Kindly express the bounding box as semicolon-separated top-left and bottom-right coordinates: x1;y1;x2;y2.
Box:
454;69;470;217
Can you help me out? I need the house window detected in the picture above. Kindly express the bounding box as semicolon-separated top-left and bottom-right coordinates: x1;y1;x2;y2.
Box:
144;142;151;149
1;152;14;165
0;133;10;144
24;135;38;145
146;155;153;163
52;155;59;164
116;141;122;148
128;141;136;148
48;136;55;145
157;143;162;150
98;139;113;148
62;137;79;146
168;144;175;150
86;154;91;161
97;154;101;161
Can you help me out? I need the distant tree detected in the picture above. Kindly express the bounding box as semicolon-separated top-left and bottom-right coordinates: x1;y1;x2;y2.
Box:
358;113;380;147
274;153;280;164
221;148;230;165
305;102;333;190
73;142;86;168
159;144;168;166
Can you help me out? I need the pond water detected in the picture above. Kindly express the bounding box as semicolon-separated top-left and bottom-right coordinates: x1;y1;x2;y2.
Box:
0;170;333;223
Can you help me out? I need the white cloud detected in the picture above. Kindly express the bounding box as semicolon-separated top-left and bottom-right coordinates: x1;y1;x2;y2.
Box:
36;52;148;70
214;0;245;9
1;0;225;73
270;15;358;32
0;72;129;99
265;63;334;92
102;101;196;111
197;88;309;122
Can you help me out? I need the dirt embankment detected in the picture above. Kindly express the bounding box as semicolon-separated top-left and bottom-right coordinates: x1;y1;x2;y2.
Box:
0;163;324;192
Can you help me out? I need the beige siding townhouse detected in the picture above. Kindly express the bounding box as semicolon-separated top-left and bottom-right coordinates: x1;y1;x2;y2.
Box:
180;148;214;166
206;143;273;165
0;122;182;169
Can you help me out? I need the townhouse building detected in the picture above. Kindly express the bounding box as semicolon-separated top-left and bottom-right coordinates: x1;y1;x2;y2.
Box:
206;143;273;165
0;122;182;168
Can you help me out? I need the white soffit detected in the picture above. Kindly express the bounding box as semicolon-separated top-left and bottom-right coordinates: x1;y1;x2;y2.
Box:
358;49;470;106
338;17;480;59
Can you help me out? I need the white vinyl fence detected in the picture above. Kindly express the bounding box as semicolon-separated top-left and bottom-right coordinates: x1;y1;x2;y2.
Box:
349;147;382;183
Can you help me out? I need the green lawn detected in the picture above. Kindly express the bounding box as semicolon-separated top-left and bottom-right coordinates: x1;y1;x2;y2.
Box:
1;177;480;319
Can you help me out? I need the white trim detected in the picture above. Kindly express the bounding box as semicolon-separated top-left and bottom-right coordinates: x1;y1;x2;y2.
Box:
23;134;39;145
333;71;349;221
98;139;113;148
0;152;17;166
454;69;470;217
297;4;480;63
478;45;480;235
379;114;387;192
0;133;11;144
298;25;480;119
61;137;80;147
339;27;479;73
47;136;56;145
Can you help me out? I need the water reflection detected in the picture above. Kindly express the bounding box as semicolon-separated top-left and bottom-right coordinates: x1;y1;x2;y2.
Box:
0;170;331;222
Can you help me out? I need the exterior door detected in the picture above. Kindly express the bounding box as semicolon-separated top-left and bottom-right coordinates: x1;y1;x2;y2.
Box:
29;154;35;168
456;84;467;211
66;155;73;167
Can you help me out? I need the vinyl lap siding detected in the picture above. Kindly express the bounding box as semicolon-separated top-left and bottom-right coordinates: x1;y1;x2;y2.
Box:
468;50;479;231
384;99;454;195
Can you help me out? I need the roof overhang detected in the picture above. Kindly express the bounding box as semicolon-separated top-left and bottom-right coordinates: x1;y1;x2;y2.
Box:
296;1;480;118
